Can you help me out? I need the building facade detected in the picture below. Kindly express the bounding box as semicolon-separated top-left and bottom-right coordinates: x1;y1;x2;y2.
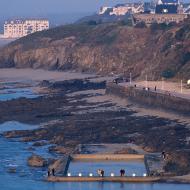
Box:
134;13;187;25
133;0;188;25
99;6;112;15
4;19;49;38
155;0;180;14
98;3;144;16
110;4;144;16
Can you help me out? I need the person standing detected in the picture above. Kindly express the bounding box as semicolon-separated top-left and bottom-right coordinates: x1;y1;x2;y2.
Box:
101;170;104;177
52;168;55;176
120;169;125;177
47;169;51;177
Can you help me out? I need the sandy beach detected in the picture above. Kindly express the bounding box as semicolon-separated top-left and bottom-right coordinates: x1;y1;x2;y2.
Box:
0;68;97;82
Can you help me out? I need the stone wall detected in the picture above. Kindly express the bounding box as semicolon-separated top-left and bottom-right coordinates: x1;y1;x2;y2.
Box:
133;14;187;25
106;83;190;114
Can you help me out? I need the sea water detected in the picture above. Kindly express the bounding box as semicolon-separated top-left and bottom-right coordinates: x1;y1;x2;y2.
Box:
0;120;190;189
0;82;39;101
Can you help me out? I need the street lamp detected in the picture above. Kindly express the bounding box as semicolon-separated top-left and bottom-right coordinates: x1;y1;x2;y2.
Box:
181;80;183;93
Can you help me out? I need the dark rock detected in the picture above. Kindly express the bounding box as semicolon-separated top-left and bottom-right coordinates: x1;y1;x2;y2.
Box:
28;154;47;167
39;80;51;87
32;141;47;147
7;167;17;173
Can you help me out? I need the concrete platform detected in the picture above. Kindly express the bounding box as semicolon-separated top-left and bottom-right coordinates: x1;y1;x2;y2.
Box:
71;154;144;161
47;176;161;182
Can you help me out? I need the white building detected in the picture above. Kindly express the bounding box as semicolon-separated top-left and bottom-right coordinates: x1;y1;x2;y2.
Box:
4;19;49;39
183;3;190;14
99;6;112;14
98;4;144;16
110;4;144;16
0;34;5;39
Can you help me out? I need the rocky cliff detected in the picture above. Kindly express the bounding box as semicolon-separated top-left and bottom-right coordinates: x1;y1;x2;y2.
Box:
0;19;190;80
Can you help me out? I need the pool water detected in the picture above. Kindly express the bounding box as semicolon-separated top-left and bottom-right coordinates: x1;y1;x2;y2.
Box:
68;160;146;177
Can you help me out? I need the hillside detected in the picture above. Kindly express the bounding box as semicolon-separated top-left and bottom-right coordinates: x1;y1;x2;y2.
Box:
0;19;190;80
76;13;132;24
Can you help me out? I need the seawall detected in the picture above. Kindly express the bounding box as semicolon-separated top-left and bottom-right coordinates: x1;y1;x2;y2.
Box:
106;83;190;114
47;176;161;182
49;154;71;176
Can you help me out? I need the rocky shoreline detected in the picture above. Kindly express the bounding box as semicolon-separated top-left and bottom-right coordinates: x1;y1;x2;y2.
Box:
1;75;190;182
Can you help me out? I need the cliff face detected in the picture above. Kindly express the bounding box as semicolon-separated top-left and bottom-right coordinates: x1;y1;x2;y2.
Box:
0;20;190;80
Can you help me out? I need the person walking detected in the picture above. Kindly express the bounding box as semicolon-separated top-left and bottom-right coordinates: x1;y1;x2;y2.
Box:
162;151;166;160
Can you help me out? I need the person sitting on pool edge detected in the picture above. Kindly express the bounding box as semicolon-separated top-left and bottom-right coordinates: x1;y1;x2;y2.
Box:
101;169;104;177
97;169;104;177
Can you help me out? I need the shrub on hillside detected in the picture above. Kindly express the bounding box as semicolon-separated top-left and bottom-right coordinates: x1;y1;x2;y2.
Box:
150;22;168;32
164;161;179;173
87;20;97;26
175;23;190;40
175;28;185;40
181;52;190;65
118;19;133;27
135;21;147;28
161;69;175;78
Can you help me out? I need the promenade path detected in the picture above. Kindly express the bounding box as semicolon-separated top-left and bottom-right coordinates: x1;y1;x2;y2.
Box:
119;81;190;100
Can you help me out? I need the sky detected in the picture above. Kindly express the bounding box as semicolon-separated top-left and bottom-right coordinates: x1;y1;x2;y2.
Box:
0;0;189;25
0;0;127;17
0;0;189;17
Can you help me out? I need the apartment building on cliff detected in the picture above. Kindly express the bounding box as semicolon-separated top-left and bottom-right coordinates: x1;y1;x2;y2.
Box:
134;0;188;25
3;19;49;38
99;3;144;16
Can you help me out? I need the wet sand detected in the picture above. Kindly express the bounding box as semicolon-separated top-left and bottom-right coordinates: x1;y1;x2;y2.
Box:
0;68;96;82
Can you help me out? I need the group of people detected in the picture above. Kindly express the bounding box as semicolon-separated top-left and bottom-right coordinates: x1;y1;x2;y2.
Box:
47;168;55;177
97;169;126;177
97;169;105;177
120;169;125;177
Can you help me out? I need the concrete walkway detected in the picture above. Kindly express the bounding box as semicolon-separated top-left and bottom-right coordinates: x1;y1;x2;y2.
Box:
47;176;161;182
120;82;190;100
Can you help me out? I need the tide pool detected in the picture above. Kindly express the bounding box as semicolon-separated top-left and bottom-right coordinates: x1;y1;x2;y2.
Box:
0;121;39;133
0;87;39;101
0;81;40;101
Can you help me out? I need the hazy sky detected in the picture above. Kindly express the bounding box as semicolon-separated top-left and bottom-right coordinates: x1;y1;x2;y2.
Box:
0;0;127;17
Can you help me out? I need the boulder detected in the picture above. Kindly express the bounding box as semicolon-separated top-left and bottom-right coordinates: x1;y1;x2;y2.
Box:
28;154;47;167
32;141;47;147
7;167;17;173
39;80;51;87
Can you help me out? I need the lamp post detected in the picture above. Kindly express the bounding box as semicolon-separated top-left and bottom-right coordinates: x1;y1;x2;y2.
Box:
162;78;164;90
146;75;148;89
181;80;183;94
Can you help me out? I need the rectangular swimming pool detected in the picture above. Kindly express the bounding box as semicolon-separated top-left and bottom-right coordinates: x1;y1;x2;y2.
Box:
68;160;146;177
